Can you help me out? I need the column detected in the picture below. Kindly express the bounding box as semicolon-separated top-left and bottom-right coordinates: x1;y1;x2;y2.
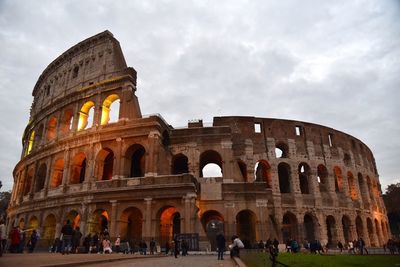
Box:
144;198;152;242
145;131;160;176
109;200;118;239
61;148;71;191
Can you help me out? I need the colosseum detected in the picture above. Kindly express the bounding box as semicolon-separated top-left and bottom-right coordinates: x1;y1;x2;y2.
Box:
7;30;390;251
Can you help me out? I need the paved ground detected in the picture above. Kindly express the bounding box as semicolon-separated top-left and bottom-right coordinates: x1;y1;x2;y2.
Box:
0;253;238;267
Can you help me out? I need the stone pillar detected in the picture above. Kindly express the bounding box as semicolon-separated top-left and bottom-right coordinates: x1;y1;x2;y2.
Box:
80;202;88;239
93;94;102;128
71;102;80;132
145;131;160;176
43;156;53;196
317;213;328;246
224;203;235;239
61;148;71;190
28;162;38;199
143;198;152;242
221;140;234;180
113;137;123;178
256;199;268;240
109;200;118;239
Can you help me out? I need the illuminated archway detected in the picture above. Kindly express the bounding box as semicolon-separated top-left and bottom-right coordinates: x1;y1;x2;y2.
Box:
101;94;120;125
326;215;337;247
237;210;257;248
333;166;343;192
158;206;180;246
96;148;114;180
50;158;64;188
201;210;224;251
43;214;56;242
26;131;35;155
46;116;57;141
78;101;95;130
70;152;86;184
88;209;109;234
65;210;81;229
282;212;298;243
347;171;358;200
120;207;143;242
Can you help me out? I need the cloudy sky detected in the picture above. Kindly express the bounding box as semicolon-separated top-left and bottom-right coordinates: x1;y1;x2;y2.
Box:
0;0;399;192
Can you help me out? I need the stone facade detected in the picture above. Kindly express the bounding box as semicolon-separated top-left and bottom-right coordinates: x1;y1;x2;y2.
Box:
7;31;390;250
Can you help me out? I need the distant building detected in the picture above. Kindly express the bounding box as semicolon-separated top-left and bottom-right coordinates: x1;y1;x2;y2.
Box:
7;31;390;250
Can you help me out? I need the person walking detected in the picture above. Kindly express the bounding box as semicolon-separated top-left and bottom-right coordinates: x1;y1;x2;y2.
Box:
173;235;180;258
216;232;226;260
150;238;156;255
60;220;73;255
165;241;170;255
28;230;39;253
72;227;82;253
115;235;121;253
337;241;343;253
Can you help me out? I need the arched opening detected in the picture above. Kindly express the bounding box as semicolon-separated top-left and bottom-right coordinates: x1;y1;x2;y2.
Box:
158;207;180;246
236;210;257;248
356;216;364;239
78;101;95;131
18;218;25;229
298;163;310;194
35;163;47;192
199;150;223;178
120;207;143;243
101;94;120;125
278;162;291;193
366;218;375;246
26;131;35;155
65;210;81;229
28;216;39;237
275;142;288;158
282;212;298;243
96;148;114;181
342;215;352;242
333;166;343;192
237;160;247;182
46;117;57;141
201;210;224;251
254;160;272;187
23;168;34;195
70;152;86;184
88;209;109;234
60;108;74;135
304;214;316;242
347;171;358;200
326;215;337;247
171;153;189;175
358;173;369;204
317;164;328;192
43;214;56;242
50;158;64;188
34;124;44;147
125;144;146;177
374;218;382;246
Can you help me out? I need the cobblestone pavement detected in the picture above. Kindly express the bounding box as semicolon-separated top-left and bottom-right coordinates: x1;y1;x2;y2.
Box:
85;255;238;267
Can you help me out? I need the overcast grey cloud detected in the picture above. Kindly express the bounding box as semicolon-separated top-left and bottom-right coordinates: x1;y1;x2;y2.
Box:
0;0;399;192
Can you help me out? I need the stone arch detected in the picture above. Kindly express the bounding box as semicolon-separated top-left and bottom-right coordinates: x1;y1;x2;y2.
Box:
236;209;257;248
70;152;87;184
28;215;39;233
275;142;289;158
34;124;44;147
46;116;57;141
24;168;34;195
200;210;224;251
199;150;222;178
355;216;364;239
65;210;81;229
101;94;120;125
171;153;189;175
317;164;328;192
366;218;375;246
60;108;74;135
278;162;291;193
326;215;338;247
347;171;358;200
342;215;352;242
35;163;47;192
282;212;298;243
333;166;344;192
26;130;35;155
88;209;109;234
43;214;56;241
119;207;143;243
50;158;64;188
304;213;318;242
125;144;146;177
158;206;181;246
374;218;382;246
298;163;311;194
254;159;272;187
78;101;95;130
237;160;247;182
96;148;114;181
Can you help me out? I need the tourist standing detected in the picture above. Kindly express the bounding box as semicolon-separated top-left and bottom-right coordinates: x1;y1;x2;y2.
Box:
165;241;170;255
216;232;226;260
28;230;39;253
173;235;180;258
103;238;112;253
72;227;82;253
60;220;73;255
115;235;121;253
150;238;156;255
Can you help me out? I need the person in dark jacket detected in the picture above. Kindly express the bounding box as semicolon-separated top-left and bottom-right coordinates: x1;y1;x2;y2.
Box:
72;227;82;253
216;232;226;260
61;220;73;255
28;230;39;253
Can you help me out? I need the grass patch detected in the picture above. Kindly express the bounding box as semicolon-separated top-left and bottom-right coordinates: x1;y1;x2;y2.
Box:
241;252;400;267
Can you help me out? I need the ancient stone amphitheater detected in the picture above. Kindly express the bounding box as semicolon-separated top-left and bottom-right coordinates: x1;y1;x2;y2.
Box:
7;31;390;250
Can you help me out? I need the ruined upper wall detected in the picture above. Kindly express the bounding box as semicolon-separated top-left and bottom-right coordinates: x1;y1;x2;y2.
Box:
30;30;134;118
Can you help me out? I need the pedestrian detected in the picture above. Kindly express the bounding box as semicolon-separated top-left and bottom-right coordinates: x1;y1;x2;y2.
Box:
173;235;180;258
273;238;279;252
181;239;188;256
60;220;73;255
258;240;265;252
229;235;244;258
103;238;112;254
216;232;226;260
0;220;6;256
18;229;26;253
150;238;156;255
337;241;343;253
10;226;21;253
72;227;82;253
348;240;354;254
165;241;170;255
91;233;99;253
28;229;39;253
83;234;91;253
115;235;121;253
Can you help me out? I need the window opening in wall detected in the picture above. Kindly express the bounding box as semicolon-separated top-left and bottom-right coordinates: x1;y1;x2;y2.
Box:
72;66;79;78
328;133;333;147
278;163;291;193
295;126;301;136
78;101;95;130
275;148;283;158
108;100;120;123
101;94;120;125
200;150;223;178
254;123;261;133
317;176;321;183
